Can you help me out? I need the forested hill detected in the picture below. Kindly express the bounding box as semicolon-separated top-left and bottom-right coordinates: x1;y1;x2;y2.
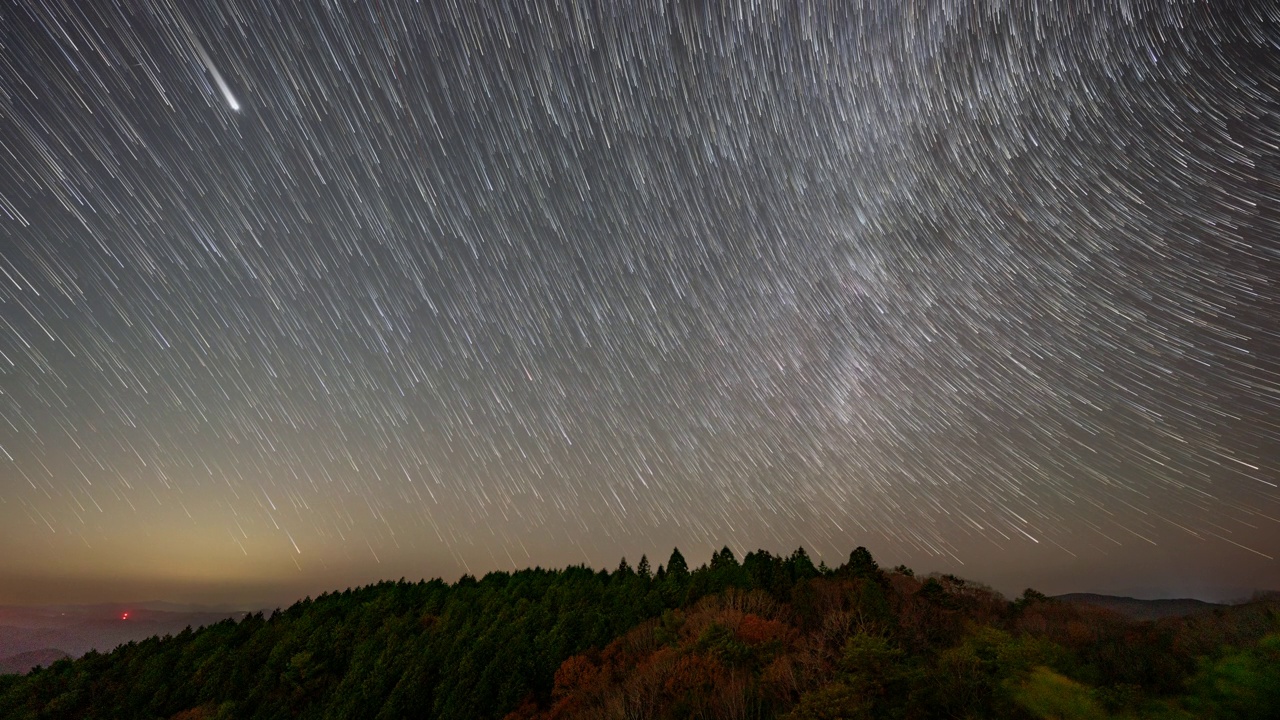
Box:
1;547;1277;720
1053;593;1226;621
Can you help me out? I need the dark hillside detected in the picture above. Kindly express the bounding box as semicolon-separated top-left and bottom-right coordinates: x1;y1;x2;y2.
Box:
0;548;1276;719
1054;593;1225;621
0;650;71;676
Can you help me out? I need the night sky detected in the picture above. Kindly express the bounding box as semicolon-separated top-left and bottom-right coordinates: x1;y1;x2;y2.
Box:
2;1;1277;607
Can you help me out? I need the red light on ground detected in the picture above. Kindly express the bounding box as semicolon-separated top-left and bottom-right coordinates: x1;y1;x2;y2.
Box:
121;612;129;620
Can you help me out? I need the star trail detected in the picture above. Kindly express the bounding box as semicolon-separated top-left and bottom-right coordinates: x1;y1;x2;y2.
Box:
1;1;1278;605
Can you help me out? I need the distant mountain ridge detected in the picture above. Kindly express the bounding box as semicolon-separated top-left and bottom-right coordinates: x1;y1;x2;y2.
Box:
0;649;70;675
0;605;252;674
1053;592;1226;620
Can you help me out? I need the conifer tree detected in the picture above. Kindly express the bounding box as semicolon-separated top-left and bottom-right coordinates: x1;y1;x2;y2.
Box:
710;546;738;570
666;548;689;580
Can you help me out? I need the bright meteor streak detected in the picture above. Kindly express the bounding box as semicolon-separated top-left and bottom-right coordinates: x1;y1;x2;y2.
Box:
191;36;240;112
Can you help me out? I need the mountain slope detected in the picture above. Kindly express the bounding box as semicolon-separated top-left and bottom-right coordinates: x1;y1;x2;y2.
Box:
0;649;71;676
0;548;1275;720
1053;593;1225;621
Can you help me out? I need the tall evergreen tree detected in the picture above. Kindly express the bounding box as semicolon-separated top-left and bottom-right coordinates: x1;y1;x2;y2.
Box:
710;546;738;570
787;546;818;579
845;546;880;579
666;548;689;579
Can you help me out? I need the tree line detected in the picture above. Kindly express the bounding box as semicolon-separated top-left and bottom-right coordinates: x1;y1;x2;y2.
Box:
0;545;1276;719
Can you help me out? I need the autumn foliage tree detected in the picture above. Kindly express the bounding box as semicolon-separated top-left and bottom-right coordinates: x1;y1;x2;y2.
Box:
2;546;1277;720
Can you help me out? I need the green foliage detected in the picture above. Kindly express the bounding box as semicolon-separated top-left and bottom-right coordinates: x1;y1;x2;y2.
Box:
0;571;667;720
1180;632;1280;719
696;622;754;667
787;632;919;720
666;547;689;579
788;547;817;579
1015;587;1049;609
0;545;1273;720
1013;666;1111;720
842;546;881;581
653;608;685;646
917;577;948;604
784;682;872;720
